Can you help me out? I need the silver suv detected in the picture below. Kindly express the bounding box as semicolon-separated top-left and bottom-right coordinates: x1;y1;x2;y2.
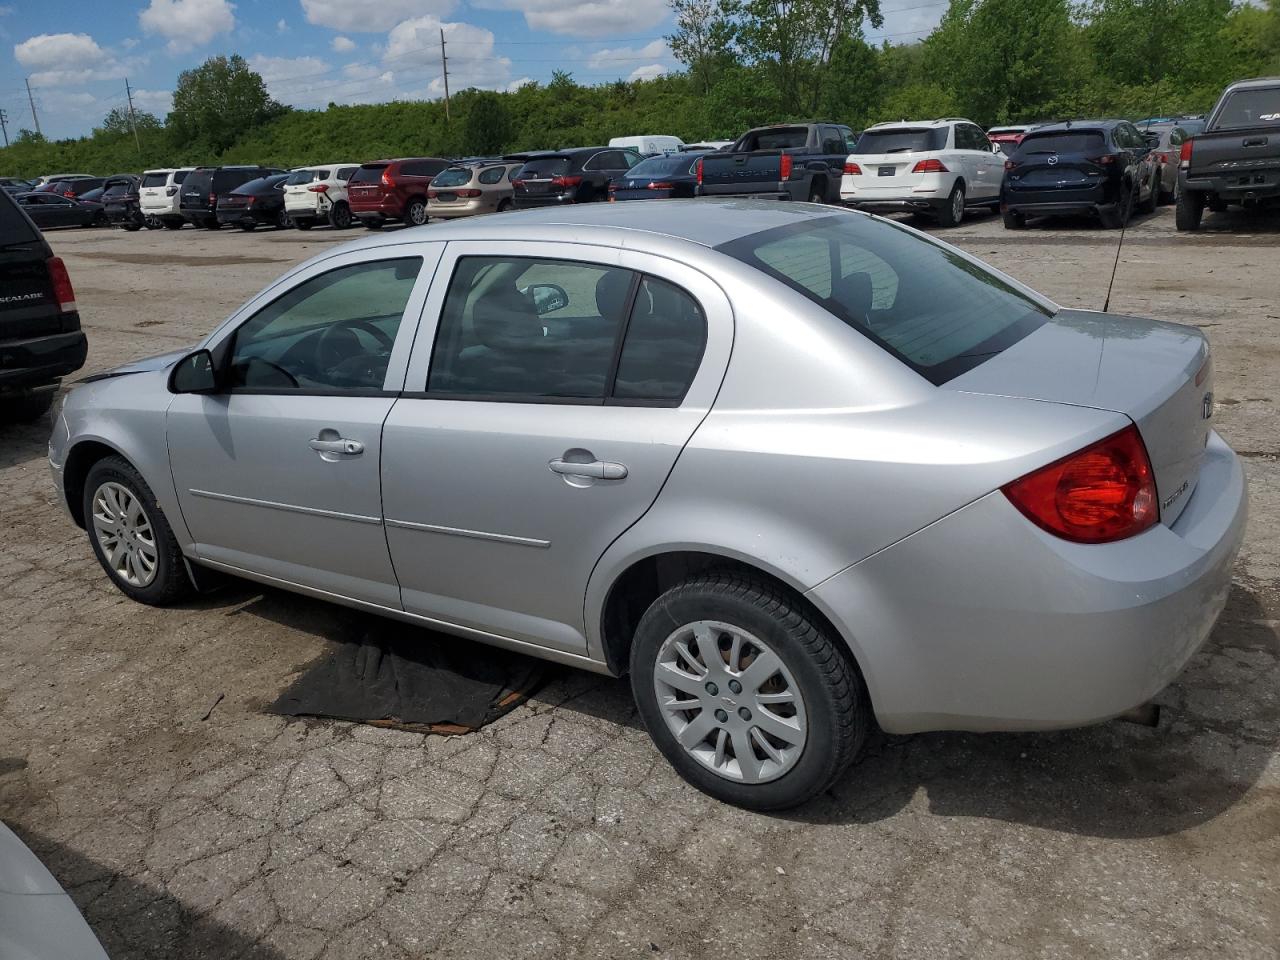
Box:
50;202;1245;808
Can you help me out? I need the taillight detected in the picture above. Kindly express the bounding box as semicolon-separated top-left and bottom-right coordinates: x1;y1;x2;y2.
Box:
779;154;793;180
512;178;526;188
1003;160;1019;171
1153;152;1168;164
62;190;75;198
1088;155;1116;165
1179;138;1193;169
46;256;76;313
1002;425;1158;544
208;193;215;203
308;183;329;193
457;189;481;198
427;190;438;199
551;175;583;188
843;162;863;175
646;181;674;190
912;159;949;173
696;158;704;184
165;186;178;197
381;169;396;188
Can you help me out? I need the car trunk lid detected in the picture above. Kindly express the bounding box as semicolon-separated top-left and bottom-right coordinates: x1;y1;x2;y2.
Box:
946;310;1212;526
0;199;65;341
1007;131;1110;192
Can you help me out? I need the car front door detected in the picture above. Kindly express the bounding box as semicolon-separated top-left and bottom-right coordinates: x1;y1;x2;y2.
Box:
381;240;732;655
166;244;442;607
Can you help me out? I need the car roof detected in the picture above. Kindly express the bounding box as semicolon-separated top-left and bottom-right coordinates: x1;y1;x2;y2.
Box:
1027;120;1123;134
866;118;973;130
1223;76;1280;91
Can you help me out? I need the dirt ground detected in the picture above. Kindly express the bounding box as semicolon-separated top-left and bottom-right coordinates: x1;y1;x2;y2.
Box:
1;204;1277;960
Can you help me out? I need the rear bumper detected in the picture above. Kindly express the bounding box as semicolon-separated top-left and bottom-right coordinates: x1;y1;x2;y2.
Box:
1002;182;1116;216
695;185;799;200
808;430;1247;734
216;208;274;225
0;330;88;392
351;198;403;220
180;207;216;224
511;194;578;208
140;199;181;217
428;199;497;218
842;197;943;213
1183;173;1280;202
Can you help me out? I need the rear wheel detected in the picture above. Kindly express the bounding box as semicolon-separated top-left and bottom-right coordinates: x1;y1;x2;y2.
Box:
496;199;512;213
294;217;313;230
329;202;352;229
1176;188;1205;231
362;218;383;231
1;389;55;424
937;182;965;227
276;209;291;229
807;180;827;205
1002;208;1026;230
162;219;183;230
630;572;868;810
204;220;221;230
122;222;142;232
406;198;428;226
1138;170;1158;214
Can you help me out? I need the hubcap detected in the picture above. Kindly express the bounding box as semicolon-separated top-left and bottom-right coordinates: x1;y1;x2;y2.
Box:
952;190;964;222
653;620;807;784
91;482;158;588
410;203;427;225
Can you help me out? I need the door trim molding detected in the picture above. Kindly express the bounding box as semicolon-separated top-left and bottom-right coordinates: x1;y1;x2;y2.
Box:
188;488;383;525
384;517;551;548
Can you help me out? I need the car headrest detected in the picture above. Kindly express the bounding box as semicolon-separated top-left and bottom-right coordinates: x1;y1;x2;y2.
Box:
594;270;634;321
472;285;540;350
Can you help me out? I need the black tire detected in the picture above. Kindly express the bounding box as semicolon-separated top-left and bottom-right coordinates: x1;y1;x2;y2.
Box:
630;571;868;810
162;219;183;230
329;202;353;229
1138;170;1158;214
294;218;313;230
937;181;965;227
362;218;383;231
496;199;512;213
82;456;195;606
123;221;142;232
807;180;827;205
0;389;55;424
1002;209;1027;230
405;198;428;226
1176;188;1205;232
239;222;256;232
204;220;221;230
276;210;290;229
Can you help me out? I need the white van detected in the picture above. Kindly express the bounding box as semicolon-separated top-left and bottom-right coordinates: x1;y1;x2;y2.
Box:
608;135;684;156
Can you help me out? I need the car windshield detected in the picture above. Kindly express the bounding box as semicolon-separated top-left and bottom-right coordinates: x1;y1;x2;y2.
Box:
853;128;947;154
286;169;320;185
1214;88;1280;129
627;155;699;178
433;167;475;187
0;190;40;246
350;164;388;183
141;172;169;187
717;215;1052;385
1015;132;1106;155
516;157;571;178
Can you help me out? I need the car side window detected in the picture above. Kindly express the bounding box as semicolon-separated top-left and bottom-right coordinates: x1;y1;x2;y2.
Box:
956;125;976;150
612;277;706;402
337;167;358;180
968;125;992;152
583;153;609;171
821;128;844;154
478;166;506;185
428;256;634;400
228;257;422;393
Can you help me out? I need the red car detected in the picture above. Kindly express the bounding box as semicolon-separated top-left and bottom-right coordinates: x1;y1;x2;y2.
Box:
347;157;451;229
986;125;1036;157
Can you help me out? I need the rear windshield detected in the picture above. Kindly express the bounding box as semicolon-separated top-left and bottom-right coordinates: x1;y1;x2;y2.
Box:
286;169;320;185
212;170;255;191
103;184;132;198
433;167;475;187
141;172;168;188
1015;132;1105;156
717;215;1051;385
1214;88;1280;129
0;190;40;245
627;155;699;178
350;164;387;184
853;128;947;154
173;170;190;184
737;127;809;151
185;170;214;192
516;157;571;178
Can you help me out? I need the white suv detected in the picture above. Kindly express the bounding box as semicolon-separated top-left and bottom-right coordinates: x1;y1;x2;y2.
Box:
840;118;1003;226
283;164;361;230
139;168;195;229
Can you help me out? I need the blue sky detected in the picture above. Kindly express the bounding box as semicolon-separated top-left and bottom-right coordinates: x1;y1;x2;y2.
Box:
0;0;948;141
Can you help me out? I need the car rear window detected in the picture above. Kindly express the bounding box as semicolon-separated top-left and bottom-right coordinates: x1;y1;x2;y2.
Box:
737;127;809;150
103;184;132;198
286;169;320;185
627;155;698;178
185;170;214;192
0;190;40;245
433;168;475;187
1214;88;1280;129
717;215;1051;385
853;128;948;154
173;170;191;184
213;169;258;191
516;157;571;178
1015;132;1106;155
141;172;169;188
350;164;387;184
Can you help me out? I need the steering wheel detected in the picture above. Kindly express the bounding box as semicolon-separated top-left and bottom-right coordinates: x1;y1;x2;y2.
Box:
315;317;394;374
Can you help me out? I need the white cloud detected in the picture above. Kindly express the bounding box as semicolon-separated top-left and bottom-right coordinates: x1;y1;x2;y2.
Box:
250;55;402;108
300;0;455;32
330;35;356;52
13;32;128;86
586;39;667;70
628;63;666;82
385;16;513;95
61;91;99;107
249;54;329;83
471;0;668;38
276;18;288;33
138;0;236;54
131;88;174;116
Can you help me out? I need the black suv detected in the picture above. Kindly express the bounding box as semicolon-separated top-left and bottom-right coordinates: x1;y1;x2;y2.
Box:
180;165;283;229
1001;120;1161;229
511;147;642;208
0;188;87;421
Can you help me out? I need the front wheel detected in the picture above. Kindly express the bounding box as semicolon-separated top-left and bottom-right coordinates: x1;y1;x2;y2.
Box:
83;456;194;606
630;572;868;810
937;182;965;227
405;198;428;226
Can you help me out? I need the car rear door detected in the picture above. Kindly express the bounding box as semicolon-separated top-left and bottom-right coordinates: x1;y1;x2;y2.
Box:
381;240;732;655
962;123;1000;198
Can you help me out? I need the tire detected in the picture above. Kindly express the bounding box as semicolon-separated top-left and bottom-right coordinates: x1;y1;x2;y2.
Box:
276;210;290;229
82;456;195;606
630;571;868;810
1002;209;1026;230
294;218;313;230
937;182;965;227
0;389;55;424
496;199;512;213
405;198;428;226
807;180;827;205
162;219;183;230
1138;170;1158;214
204;220;221;230
239;222;256;232
362;218;383;231
329;202;353;229
1176;188;1205;231
123;221;142;232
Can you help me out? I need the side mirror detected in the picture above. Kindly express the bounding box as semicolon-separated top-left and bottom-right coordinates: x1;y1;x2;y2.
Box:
1143;134;1160;150
169;349;219;394
992;143;1003;154
525;283;569;316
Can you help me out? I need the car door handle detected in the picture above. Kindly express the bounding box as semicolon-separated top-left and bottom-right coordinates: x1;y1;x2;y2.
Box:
309;437;364;456
548;458;628;480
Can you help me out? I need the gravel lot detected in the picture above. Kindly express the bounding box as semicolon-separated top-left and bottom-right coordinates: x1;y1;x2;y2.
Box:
2;205;1277;960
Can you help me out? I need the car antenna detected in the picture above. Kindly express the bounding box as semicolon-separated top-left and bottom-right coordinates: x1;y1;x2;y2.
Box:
1102;205;1128;312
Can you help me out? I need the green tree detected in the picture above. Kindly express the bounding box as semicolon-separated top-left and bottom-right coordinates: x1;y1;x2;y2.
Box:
462;91;514;155
98;107;163;139
168;54;284;153
668;0;742;93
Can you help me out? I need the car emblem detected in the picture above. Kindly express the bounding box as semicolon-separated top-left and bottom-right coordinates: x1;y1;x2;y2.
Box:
1047;155;1059;165
1202;392;1214;419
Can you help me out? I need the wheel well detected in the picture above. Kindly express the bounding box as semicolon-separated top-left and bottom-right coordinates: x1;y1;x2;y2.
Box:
809;176;827;197
62;440;119;528
952;176;966;192
600;551;858;680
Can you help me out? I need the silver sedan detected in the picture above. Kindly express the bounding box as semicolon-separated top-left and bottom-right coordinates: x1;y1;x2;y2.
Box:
49;200;1246;809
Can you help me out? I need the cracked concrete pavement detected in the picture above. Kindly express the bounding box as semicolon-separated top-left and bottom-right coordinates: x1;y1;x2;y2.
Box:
1;206;1277;959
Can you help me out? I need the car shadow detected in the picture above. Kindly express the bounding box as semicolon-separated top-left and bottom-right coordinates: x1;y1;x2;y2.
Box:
4;826;287;960
0;411;56;471
1196;206;1280;235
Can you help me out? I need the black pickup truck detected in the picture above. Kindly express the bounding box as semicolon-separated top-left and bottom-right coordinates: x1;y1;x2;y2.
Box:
1176;76;1280;231
0;187;87;421
695;122;856;203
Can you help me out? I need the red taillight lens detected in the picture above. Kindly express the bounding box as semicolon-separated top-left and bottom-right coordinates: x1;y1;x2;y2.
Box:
551;175;583;188
308;183;329;193
1179;138;1193;169
381;169;396;188
1002;425;1158;544
779;154;793;180
696;158;704;184
512;178;526;188
457;189;482;198
1088;155;1115;165
1153;152;1168;164
427;190;438;199
46;256;76;313
912;158;949;173
208;193;215;203
646;181;674;190
1003;160;1018;171
62;190;75;198
843;162;863;175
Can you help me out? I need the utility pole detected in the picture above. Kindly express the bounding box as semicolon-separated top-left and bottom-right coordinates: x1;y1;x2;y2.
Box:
125;76;142;154
439;28;451;122
25;78;41;136
0;109;8;148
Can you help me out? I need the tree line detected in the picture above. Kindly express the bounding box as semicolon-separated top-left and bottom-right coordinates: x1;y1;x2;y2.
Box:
1;0;1276;177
